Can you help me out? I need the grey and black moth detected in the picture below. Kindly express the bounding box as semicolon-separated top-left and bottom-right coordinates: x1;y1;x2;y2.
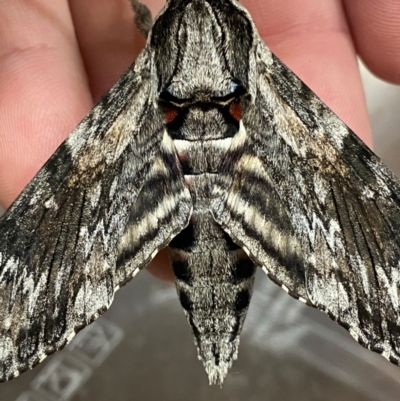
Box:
1;0;400;386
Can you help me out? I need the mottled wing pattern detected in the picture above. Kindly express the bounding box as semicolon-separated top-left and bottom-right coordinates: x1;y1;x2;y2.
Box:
212;38;400;363
0;49;192;381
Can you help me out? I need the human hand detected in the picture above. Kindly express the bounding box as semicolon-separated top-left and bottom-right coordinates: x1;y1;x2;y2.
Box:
0;0;398;281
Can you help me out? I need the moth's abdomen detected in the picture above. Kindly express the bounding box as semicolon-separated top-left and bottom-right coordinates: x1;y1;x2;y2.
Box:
168;176;256;384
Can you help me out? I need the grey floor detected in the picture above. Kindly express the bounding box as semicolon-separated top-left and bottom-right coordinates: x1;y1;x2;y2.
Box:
1;65;400;401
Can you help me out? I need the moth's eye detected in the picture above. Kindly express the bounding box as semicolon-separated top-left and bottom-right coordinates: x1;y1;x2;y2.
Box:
165;105;179;124
229;100;242;121
159;88;191;106
211;84;246;103
230;81;239;93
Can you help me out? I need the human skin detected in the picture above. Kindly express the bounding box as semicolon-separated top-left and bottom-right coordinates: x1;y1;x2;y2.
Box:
0;0;399;281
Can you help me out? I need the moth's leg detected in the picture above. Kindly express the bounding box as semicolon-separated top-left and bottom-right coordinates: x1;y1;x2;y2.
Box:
130;0;153;38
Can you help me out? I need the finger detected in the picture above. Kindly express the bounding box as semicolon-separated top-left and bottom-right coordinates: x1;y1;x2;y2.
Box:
146;248;175;281
242;0;372;147
69;0;165;101
342;0;400;84
68;0;141;101
0;0;92;208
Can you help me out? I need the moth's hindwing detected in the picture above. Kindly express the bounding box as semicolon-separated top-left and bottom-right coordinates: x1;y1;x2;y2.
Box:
212;35;400;365
0;48;191;381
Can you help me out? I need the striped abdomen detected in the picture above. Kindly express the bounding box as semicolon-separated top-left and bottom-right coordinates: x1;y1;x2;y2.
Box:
168;174;256;384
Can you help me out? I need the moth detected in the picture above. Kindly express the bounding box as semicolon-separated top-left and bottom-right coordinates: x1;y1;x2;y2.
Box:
1;0;400;387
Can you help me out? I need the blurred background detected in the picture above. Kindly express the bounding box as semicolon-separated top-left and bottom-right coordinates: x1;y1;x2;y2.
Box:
1;64;400;401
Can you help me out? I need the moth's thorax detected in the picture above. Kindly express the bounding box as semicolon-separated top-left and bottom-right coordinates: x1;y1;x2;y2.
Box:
159;77;246;175
163;102;241;175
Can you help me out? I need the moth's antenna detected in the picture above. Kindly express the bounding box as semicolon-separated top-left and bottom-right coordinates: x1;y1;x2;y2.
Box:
130;0;153;38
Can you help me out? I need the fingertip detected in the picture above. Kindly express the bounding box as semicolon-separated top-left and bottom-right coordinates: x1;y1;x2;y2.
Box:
69;0;143;101
343;0;400;84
